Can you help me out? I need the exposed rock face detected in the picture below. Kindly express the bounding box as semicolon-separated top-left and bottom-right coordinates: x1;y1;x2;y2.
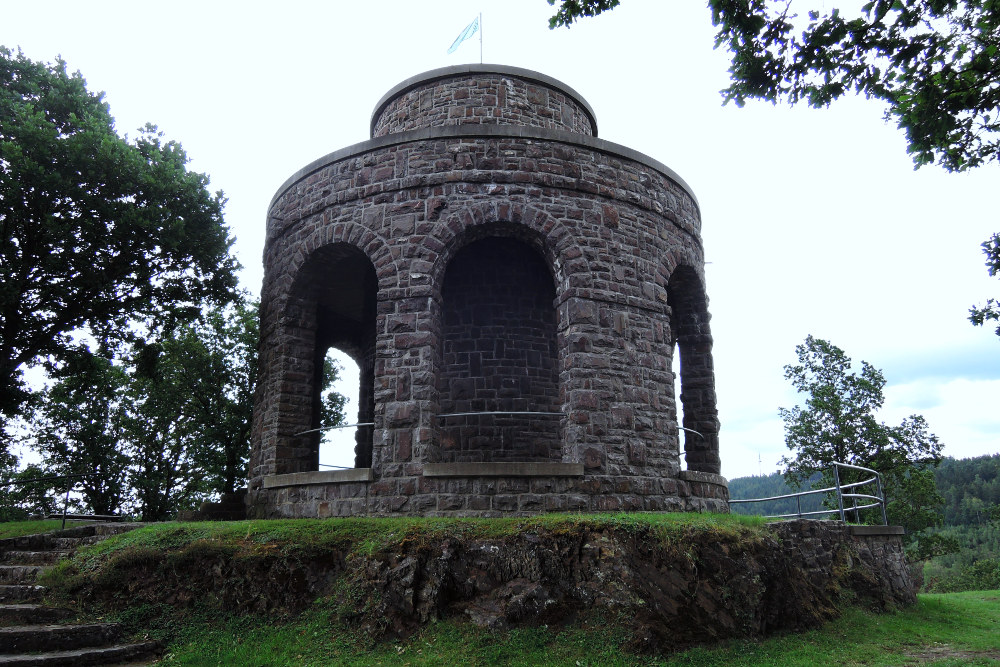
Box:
58;520;914;653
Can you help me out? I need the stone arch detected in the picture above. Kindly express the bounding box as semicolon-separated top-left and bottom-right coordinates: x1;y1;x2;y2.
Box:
277;219;400;299
275;239;380;474
427;202;586;296
432;220;564;464
666;264;720;474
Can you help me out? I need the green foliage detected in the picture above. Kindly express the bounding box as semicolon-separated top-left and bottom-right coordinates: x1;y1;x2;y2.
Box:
935;454;1000;525
0;458;63;519
779;336;944;534
927;557;1000;593
31;348;130;515
728;471;829;517
10;298;314;520
0;518;62;537
125;297;261;518
709;0;1000;172
920;520;1000;588
548;1;1000;171
320;355;347;434
546;0;620;28
907;532;961;562
0;46;239;424
969;232;1000;336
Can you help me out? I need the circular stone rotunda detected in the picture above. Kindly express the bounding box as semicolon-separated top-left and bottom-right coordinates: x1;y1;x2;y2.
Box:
249;65;729;518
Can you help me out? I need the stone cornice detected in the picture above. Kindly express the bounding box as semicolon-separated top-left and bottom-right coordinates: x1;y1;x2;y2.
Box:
269;124;699;214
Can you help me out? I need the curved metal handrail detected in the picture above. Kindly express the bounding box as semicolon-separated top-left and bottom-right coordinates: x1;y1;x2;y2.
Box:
730;462;887;525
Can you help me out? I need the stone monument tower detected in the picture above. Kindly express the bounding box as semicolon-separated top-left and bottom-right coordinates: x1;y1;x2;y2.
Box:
248;65;728;517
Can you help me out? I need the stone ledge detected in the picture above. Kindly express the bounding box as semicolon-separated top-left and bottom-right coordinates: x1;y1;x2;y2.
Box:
269;124;698;213
677;470;728;486
262;469;373;489
849;524;905;536
423;462;585;478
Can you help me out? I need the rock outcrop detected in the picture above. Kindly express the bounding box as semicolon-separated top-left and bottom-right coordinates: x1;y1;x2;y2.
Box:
51;519;914;653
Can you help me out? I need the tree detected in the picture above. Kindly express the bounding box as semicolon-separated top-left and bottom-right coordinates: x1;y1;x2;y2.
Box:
30;347;130;515
970;233;1000;336
122;359;205;521
133;298;260;497
547;1;1000;171
548;1;1000;348
779;336;945;535
320;355;348;438
12;297;348;521
120;299;260;520
0;462;62;520
0;46;239;423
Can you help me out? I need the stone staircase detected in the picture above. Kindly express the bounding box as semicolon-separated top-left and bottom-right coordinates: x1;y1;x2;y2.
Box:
0;524;161;666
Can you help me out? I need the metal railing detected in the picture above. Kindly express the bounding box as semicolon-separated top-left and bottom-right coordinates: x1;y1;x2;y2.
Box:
729;462;887;525
2;473;117;530
296;411;565;438
306;412;563;469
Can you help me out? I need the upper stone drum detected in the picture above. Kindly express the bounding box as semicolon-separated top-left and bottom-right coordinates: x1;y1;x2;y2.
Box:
248;65;728;518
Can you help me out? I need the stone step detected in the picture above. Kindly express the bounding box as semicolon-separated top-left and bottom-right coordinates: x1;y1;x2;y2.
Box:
46;539;82;552
89;524;144;538
0;553;68;567
0;623;122;653
0;539;78;555
0;524;144;555
0;640;161;666
0;606;73;626
0;525;155;665
0;569;43;586
0;589;44;605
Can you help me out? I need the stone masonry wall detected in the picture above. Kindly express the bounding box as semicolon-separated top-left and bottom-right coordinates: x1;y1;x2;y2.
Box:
438;237;561;463
250;66;723;518
372;69;596;138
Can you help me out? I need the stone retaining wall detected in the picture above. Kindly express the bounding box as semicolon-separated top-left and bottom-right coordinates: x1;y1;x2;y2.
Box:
65;519;916;653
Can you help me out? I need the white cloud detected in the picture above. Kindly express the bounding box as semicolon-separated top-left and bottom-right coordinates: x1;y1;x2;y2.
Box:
3;0;997;481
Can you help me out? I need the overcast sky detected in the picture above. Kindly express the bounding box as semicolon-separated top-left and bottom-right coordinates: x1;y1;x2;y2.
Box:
4;1;997;480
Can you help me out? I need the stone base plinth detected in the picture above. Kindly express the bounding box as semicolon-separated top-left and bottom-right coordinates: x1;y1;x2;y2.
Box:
247;470;729;518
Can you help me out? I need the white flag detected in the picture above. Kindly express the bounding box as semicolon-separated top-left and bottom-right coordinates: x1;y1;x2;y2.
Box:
447;17;479;54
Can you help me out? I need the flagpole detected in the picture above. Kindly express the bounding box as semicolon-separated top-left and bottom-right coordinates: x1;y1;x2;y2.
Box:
479;12;483;64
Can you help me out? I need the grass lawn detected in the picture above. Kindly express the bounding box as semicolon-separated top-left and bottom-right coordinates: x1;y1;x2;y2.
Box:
7;517;996;665
152;591;1000;666
0;519;65;539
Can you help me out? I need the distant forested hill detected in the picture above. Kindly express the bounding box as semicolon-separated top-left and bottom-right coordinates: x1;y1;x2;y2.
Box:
727;471;827;518
935;454;1000;526
728;454;1000;591
728;454;1000;525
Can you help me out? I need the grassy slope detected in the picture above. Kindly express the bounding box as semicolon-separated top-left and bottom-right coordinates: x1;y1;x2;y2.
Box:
150;591;1000;666
0;519;65;539
9;517;999;666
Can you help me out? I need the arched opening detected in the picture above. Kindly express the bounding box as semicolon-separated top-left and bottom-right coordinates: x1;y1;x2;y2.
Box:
318;349;362;469
437;236;560;463
671;350;684;470
667;266;721;475
284;243;377;473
